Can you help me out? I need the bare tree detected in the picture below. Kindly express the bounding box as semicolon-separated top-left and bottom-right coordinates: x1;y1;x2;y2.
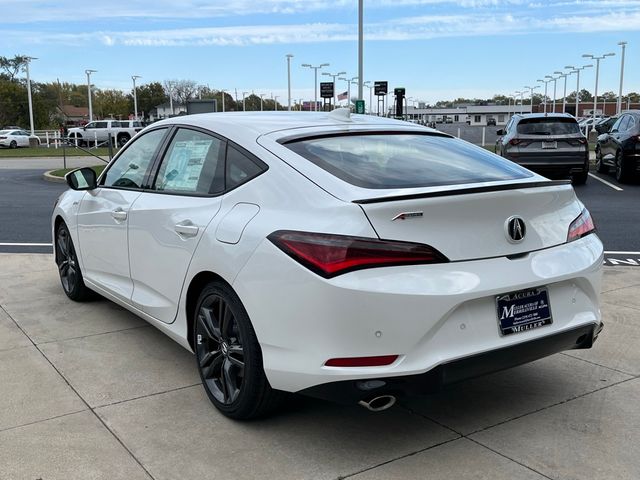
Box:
0;55;29;81
163;79;198;106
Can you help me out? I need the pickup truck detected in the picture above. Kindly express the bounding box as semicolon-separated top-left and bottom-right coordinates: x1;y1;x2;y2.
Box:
67;120;143;147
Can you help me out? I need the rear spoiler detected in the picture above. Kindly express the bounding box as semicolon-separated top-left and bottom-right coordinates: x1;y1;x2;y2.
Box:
353;180;571;205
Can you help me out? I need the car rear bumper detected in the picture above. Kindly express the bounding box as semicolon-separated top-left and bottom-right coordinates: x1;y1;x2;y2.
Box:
299;322;603;404
504;152;588;177
234;233;603;393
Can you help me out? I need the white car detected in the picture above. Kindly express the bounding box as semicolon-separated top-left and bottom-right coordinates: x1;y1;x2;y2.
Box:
53;110;604;419
0;129;36;148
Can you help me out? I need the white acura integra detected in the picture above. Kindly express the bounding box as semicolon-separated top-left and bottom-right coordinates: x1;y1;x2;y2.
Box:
53;110;603;419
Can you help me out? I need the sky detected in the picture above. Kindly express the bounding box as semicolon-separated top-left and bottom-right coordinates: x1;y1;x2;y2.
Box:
1;0;638;106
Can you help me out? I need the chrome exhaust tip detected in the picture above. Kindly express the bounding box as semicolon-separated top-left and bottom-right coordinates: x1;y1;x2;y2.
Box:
358;394;397;412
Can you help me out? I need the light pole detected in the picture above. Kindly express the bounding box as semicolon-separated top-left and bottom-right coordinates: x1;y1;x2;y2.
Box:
545;75;558;113
514;90;524;114
259;94;265;111
554;71;570;113
537;78;551;113
583;52;615;128
286;54;293;111
220;89;227;112
565;64;592;118
24;57;37;136
617;42;627;114
131;75;141;120
523;85;540;112
85;69;97;122
301;63;329;111
363;81;373;114
322;71;346;109
242;91;249;111
274;96;279;111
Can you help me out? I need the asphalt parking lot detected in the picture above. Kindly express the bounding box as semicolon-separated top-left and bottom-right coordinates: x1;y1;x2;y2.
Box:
1;155;639;479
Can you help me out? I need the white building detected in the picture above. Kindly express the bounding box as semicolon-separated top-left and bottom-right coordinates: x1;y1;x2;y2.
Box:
403;104;533;126
150;102;187;121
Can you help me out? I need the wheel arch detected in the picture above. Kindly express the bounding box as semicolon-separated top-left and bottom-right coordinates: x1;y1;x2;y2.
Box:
184;270;234;350
53;215;66;263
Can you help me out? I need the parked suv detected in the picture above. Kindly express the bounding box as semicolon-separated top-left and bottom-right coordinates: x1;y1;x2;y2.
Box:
595;110;640;183
595;116;618;135
67;120;141;148
495;113;589;185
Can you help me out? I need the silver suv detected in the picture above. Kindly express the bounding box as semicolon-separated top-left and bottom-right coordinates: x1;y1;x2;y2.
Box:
495;113;589;185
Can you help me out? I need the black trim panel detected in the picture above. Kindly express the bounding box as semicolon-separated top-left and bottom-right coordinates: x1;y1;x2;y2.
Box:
353;180;572;205
277;129;452;145
298;322;602;404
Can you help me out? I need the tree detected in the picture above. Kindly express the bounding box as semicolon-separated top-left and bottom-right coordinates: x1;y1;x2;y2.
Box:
0;55;29;81
93;89;131;119
136;82;167;117
600;91;617;102
163;79;198;106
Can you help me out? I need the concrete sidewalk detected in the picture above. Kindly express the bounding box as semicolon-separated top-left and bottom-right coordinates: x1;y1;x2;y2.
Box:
0;254;639;480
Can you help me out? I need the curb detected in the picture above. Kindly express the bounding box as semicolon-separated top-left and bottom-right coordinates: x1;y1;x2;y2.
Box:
43;170;66;184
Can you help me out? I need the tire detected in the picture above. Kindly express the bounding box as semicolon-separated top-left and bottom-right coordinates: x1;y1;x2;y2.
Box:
572;170;588;185
595;146;608;173
55;222;94;301
194;281;284;420
9;140;17;149
117;134;130;148
615;150;632;184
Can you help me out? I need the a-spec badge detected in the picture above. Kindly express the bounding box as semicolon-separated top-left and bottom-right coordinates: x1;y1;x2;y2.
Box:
392;211;424;221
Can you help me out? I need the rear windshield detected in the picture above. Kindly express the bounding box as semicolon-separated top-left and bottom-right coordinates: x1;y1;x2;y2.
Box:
517;118;580;135
284;133;532;189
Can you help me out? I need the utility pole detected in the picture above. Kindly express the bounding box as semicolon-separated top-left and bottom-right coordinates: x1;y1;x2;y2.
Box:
24;57;37;136
85;69;97;121
357;0;364;102
131;75;141;120
286;54;293;111
617;41;627;114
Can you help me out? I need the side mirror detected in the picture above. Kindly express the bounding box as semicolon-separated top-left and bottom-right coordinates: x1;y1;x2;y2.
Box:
66;167;97;191
496;129;505;136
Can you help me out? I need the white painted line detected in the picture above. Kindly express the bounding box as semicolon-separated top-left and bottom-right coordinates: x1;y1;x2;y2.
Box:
588;173;623;191
0;243;52;247
604;251;640;255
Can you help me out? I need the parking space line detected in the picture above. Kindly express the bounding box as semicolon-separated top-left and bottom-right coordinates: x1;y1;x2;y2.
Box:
588;173;623;191
604;251;640;255
0;243;52;247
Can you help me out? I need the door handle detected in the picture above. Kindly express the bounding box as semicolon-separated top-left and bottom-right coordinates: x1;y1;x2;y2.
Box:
174;221;199;237
111;208;127;221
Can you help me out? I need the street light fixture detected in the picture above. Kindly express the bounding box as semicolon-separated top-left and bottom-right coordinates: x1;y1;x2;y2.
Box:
514;90;525;114
537;78;551;114
301;63;329;111
565;64;592;118
554;70;570;113
285;54;294;111
131;75;141;120
85;69;97;122
322;71;346;109
24;57;37;136
259;93;265;111
274;95;279;111
582;52;616;129
338;76;358;111
545;75;559;113
219;89;227;112
617;42;627;114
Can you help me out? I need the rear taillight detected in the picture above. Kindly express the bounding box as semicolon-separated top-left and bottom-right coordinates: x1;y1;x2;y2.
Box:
567;208;596;242
509;138;521;146
0;136;6;140
268;230;448;278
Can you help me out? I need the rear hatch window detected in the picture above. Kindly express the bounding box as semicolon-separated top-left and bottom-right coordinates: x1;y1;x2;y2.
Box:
516;118;580;135
283;133;532;189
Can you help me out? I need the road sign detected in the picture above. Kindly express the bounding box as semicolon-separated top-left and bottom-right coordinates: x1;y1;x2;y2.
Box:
374;81;388;96
394;87;406;96
355;100;365;114
320;82;334;99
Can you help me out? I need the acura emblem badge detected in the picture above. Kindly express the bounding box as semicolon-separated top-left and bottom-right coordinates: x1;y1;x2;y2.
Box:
506;216;526;243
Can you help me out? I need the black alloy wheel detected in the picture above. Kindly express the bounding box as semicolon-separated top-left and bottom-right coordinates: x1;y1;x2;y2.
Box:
9;140;17;149
55;223;93;301
595;146;608;173
117;134;130;148
194;281;284;420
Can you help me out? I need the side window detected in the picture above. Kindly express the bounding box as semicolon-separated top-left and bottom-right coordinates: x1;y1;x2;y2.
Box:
102;128;167;189
154;128;225;195
612;116;626;132
225;145;265;190
95;121;108;129
626;116;636;132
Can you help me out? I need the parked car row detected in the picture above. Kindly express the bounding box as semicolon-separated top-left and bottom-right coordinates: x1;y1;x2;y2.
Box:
0;129;40;148
595;110;640;183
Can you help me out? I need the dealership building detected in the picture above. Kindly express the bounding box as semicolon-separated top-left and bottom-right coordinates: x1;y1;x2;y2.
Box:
403;104;533;126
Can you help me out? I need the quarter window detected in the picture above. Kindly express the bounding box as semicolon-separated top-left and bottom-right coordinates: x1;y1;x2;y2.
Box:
102;128;167;189
154;128;225;195
225;145;264;190
617;116;630;132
